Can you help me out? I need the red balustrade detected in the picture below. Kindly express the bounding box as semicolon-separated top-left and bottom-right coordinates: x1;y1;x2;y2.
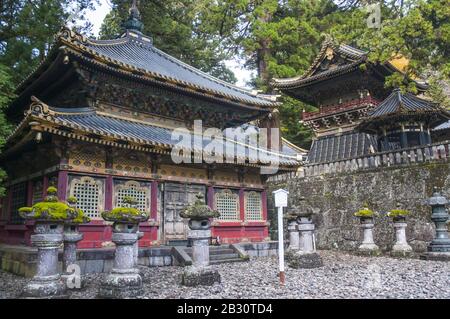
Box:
302;96;380;121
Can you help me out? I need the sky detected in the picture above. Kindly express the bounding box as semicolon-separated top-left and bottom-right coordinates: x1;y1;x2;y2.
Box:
85;0;254;88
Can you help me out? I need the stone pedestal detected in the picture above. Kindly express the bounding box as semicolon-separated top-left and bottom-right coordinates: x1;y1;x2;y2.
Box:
134;231;144;266
181;229;221;286
287;220;300;251
22;222;66;299
358;219;380;256
99;232;143;298
391;221;413;257
287;217;323;269
62;225;83;281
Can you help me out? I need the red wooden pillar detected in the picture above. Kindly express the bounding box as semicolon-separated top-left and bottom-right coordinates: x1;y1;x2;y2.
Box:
105;175;113;211
57;171;68;201
42;175;49;197
239;188;245;241
261;190;268;220
261;190;269;239
207;186;214;209
150;181;158;220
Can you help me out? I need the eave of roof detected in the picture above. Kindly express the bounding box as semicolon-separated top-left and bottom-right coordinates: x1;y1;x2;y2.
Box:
271;40;428;92
7;97;299;167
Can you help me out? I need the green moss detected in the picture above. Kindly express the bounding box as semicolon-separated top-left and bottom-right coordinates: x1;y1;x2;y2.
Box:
180;193;220;219
47;186;57;195
388;209;410;218
19;187;89;223
354;204;374;218
19;201;76;221
102;206;148;223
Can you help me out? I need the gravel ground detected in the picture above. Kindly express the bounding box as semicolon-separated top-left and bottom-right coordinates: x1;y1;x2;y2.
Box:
1;251;449;299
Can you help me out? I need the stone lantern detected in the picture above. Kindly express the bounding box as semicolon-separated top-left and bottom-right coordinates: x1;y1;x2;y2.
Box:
286;202;323;269
284;207;300;251
18;186;77;298
98;196;149;298
62;197;90;285
387;204;412;257
180;193;221;286
421;188;450;261
354;204;380;256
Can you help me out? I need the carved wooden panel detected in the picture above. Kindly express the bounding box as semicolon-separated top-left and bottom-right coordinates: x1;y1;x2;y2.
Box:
213;170;240;187
68;145;106;174
158;165;207;184
112;151;151;178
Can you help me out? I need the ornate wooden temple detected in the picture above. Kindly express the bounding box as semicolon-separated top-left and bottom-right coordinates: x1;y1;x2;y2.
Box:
272;39;449;164
0;4;302;248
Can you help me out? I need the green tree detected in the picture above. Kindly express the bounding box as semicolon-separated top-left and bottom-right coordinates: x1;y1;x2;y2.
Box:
0;64;15;195
0;0;98;85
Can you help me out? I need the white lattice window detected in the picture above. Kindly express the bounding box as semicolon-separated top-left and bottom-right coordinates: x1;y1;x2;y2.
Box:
69;176;104;219
114;180;150;213
215;189;240;221
245;191;262;221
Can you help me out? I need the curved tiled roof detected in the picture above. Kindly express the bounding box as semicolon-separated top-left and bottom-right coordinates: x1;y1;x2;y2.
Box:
366;89;442;118
12;99;299;167
307;132;377;164
271;40;366;89
85;36;265;105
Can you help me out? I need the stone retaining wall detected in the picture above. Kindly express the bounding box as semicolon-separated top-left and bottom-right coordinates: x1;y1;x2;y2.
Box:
268;161;450;252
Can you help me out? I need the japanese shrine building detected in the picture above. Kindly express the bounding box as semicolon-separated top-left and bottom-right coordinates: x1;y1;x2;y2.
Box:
272;39;450;165
0;7;303;248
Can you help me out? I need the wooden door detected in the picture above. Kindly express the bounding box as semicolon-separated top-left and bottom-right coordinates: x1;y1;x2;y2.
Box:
163;183;206;243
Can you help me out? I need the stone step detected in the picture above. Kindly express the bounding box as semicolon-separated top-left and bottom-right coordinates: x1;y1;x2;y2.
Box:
210;253;240;261
185;248;235;255
210;258;248;265
184;246;235;253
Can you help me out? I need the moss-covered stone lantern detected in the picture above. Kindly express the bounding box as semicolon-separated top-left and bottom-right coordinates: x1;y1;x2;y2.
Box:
387;204;412;257
18;186;77;298
284;204;301;251
98;196;149;298
62;197;90;285
285;200;323;269
354;204;380;256
180;193;221;287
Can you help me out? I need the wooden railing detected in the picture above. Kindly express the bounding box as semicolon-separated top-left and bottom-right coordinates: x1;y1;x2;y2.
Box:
268;141;450;182
302;96;380;121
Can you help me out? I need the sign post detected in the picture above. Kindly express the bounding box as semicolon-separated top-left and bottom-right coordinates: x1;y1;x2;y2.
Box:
273;189;289;286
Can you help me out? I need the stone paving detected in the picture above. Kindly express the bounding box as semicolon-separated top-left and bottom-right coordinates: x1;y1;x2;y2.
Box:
0;251;448;299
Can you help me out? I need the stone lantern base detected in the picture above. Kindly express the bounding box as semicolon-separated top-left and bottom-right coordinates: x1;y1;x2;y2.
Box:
286;251;323;269
390;249;414;258
99;269;143;299
22;275;67;299
356;246;381;257
181;266;221;287
420;251;450;261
